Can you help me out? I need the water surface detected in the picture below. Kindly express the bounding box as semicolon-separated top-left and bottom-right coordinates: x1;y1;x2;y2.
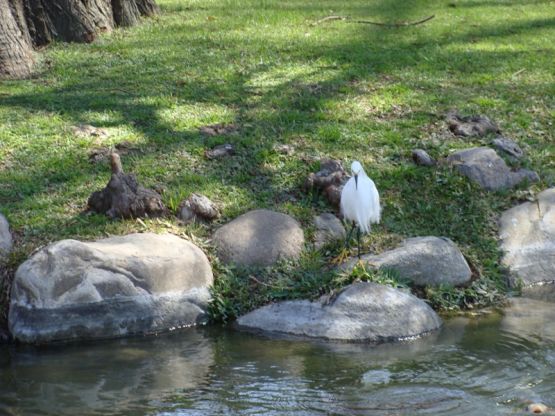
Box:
1;297;554;415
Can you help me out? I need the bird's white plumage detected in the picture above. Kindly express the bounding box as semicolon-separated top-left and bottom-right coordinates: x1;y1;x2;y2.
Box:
340;161;380;234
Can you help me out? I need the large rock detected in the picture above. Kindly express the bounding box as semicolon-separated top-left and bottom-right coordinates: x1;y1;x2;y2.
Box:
213;209;304;267
499;188;555;288
9;233;213;343
343;236;471;287
237;282;442;342
446;147;538;191
0;213;12;259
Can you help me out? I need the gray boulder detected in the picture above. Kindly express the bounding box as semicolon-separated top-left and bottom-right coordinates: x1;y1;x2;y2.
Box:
237;282;441;342
213;209;304;267
499;188;555;288
0;213;12;259
314;213;346;249
446;147;538;191
343;236;471;287
9;233;213;343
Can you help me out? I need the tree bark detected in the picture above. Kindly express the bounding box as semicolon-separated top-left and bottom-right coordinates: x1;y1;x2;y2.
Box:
1;0;159;79
0;0;34;79
135;0;159;17
112;0;140;27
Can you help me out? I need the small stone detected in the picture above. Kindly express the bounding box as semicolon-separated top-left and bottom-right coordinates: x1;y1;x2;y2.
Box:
314;213;346;249
446;112;500;137
177;193;219;224
527;403;549;414
213;209;304;267
0;213;12;259
412;149;436;166
492;136;524;158
205;143;235;159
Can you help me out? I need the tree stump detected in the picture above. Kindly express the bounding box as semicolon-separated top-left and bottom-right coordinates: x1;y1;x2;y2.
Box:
87;153;167;219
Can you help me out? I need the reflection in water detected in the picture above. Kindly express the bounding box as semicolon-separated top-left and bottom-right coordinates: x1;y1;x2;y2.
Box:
0;329;215;416
1;298;554;416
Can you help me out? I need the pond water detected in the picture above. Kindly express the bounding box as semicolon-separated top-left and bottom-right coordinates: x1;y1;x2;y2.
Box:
1;297;554;416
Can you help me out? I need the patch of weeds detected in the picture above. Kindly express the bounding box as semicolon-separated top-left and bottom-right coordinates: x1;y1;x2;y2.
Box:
209;256;414;324
208;253;337;324
344;262;410;290
424;278;506;312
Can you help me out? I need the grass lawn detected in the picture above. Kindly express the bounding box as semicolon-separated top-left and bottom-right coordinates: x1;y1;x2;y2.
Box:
1;0;554;321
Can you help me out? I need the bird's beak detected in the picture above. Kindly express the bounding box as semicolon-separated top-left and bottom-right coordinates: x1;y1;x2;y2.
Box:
354;174;358;190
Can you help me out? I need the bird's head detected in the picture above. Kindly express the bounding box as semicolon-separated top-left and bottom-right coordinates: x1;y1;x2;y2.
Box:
350;161;363;189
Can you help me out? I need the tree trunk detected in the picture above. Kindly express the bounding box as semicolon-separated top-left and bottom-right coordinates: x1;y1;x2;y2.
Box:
112;0;140;27
0;0;159;79
0;0;34;79
135;0;159;17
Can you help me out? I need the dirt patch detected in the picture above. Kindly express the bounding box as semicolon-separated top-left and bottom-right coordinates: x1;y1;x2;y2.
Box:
199;123;239;137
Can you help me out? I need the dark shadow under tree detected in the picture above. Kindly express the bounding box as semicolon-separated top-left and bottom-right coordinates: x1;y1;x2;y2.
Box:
0;0;159;79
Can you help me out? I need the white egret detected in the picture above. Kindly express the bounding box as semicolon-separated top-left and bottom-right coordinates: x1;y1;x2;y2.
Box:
340;160;381;257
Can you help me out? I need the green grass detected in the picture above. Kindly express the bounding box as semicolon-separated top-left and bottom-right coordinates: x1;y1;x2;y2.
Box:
1;0;554;321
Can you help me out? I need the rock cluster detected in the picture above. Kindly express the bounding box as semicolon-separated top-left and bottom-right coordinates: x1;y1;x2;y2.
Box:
305;159;348;207
446;147;538;191
446;112;500;137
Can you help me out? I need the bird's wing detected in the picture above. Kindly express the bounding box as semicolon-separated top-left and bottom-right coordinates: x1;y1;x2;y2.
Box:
367;179;381;224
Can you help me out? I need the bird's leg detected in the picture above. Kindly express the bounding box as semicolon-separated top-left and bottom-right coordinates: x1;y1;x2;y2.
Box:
345;221;356;248
333;221;357;265
357;227;361;258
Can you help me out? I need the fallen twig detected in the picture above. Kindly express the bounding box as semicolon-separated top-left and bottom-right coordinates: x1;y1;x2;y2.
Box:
311;15;347;26
352;14;435;27
312;14;435;28
511;68;526;78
